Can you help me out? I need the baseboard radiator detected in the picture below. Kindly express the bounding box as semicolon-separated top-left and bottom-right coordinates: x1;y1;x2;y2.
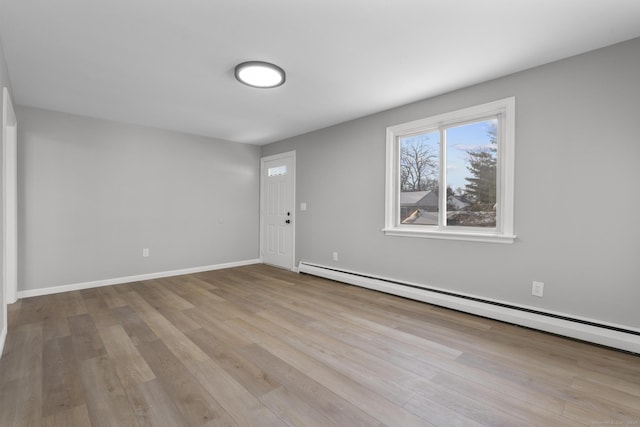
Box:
298;262;639;354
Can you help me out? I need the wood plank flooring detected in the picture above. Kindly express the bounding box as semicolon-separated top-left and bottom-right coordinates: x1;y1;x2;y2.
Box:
1;264;639;426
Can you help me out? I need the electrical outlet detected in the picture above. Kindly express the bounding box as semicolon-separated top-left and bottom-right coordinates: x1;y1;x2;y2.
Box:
332;251;338;261
143;248;149;257
300;202;307;211
532;281;544;297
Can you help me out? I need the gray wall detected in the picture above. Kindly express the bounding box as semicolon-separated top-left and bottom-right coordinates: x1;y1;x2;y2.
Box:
263;37;640;328
0;33;14;342
18;107;260;291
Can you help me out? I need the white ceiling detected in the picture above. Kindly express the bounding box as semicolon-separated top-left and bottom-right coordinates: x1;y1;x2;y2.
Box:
1;1;640;145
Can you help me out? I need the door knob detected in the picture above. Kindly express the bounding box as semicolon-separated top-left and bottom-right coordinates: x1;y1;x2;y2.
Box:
285;219;291;224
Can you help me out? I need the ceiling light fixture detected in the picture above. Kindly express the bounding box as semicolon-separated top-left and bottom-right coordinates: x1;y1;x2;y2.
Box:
234;61;286;88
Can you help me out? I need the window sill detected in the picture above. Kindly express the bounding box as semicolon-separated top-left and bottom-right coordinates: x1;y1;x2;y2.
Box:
382;227;516;244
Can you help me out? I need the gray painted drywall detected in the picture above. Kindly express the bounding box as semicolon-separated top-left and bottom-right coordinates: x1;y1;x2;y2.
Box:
18;107;260;291
262;37;640;328
0;34;14;344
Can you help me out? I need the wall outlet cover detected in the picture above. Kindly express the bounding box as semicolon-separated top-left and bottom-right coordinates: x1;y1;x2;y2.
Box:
532;281;544;297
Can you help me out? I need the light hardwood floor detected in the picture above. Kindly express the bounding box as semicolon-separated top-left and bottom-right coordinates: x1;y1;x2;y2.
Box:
1;264;639;426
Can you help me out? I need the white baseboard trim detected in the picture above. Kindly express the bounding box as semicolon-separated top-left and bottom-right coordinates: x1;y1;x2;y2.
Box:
298;262;640;354
17;259;262;299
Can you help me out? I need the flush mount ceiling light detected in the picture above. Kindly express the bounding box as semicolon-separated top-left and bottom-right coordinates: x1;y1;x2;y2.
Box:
234;61;286;88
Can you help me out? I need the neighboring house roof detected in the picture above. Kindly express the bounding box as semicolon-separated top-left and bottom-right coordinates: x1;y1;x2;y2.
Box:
448;196;470;210
400;190;438;207
401;191;471;210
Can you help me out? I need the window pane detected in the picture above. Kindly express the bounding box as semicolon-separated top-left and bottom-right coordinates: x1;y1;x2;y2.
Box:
267;165;287;177
399;131;439;225
445;119;497;228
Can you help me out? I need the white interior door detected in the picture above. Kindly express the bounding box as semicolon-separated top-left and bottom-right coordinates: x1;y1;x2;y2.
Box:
260;151;295;270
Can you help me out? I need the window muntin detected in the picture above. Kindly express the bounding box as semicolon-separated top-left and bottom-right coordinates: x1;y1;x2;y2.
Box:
385;98;515;243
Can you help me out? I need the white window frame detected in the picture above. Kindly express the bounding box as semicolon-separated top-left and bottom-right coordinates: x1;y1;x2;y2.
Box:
383;97;516;244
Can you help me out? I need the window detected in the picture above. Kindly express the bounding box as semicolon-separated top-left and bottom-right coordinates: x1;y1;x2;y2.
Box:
384;98;516;243
267;165;287;177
